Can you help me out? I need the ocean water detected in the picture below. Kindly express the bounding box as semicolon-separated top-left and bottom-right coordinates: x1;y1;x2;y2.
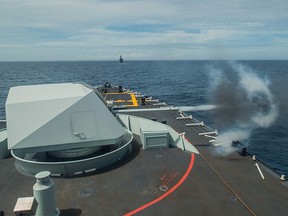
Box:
0;60;287;176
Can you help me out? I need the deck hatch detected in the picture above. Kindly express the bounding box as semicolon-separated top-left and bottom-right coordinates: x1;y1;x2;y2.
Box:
140;121;169;149
142;134;169;149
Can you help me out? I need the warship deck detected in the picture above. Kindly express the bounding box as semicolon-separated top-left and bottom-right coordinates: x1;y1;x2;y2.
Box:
0;84;288;215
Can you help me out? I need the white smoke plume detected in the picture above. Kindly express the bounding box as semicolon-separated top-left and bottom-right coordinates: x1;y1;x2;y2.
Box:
179;104;218;112
215;129;251;155
208;61;278;155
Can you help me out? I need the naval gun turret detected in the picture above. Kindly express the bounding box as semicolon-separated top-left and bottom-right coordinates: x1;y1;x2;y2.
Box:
5;83;133;175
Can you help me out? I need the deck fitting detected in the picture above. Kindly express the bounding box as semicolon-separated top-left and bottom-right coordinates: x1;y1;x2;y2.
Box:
280;175;286;181
78;188;93;197
159;185;168;192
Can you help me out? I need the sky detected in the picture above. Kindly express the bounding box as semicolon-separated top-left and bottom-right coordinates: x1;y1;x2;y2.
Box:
0;0;288;61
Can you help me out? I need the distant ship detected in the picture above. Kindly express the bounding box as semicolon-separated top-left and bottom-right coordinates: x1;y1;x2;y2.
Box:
119;55;124;63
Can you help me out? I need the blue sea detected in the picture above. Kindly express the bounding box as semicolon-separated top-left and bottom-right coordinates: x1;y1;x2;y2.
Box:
0;60;287;176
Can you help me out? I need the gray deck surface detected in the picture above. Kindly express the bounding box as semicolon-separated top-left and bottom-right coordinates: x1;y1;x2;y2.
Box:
0;84;288;215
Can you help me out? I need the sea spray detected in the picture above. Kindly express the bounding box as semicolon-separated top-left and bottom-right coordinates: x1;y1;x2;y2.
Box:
208;61;278;155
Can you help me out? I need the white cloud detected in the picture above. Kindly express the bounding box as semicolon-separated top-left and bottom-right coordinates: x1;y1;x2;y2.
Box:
0;0;288;60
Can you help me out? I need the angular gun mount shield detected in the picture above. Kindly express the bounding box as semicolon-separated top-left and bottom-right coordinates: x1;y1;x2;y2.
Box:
6;83;133;175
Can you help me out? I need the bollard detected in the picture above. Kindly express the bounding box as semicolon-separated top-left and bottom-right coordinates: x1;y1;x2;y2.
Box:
280;175;286;181
33;171;60;216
